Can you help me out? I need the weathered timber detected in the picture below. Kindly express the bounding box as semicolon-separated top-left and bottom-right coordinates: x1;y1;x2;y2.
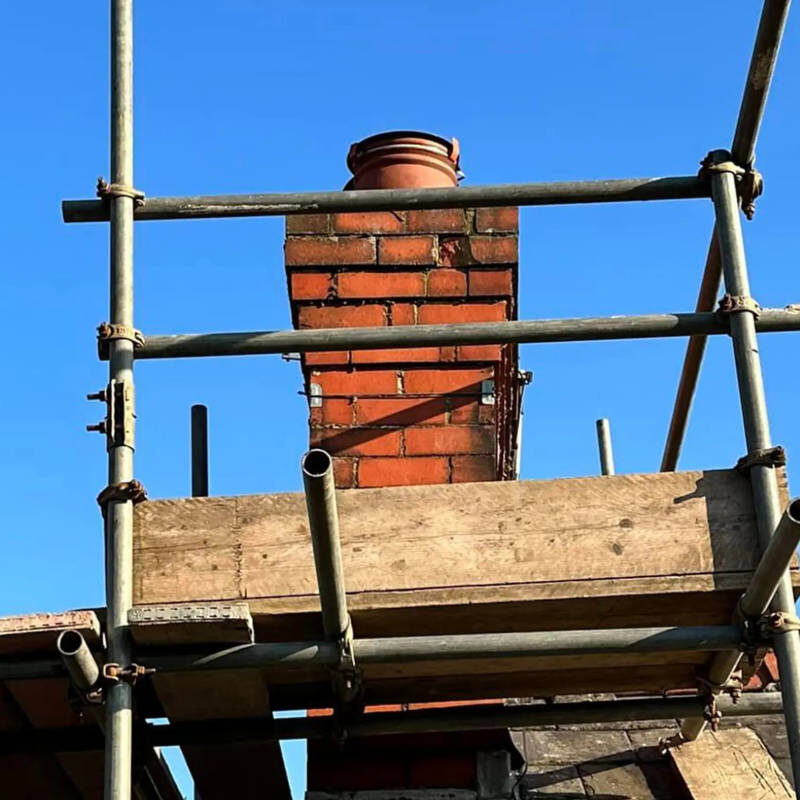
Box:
670;728;795;798
132;469;796;702
0;610;100;656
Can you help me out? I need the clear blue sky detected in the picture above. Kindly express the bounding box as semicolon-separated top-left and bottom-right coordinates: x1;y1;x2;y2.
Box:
2;2;798;796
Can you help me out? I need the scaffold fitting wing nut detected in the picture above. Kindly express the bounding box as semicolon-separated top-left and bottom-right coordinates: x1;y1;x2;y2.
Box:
699;150;763;219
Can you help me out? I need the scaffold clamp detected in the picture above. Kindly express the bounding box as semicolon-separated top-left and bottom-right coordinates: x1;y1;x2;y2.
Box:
97;322;145;360
96;479;148;508
760;611;800;637
698;149;764;219
717;293;761;318
96;176;145;206
332;619;363;710
102;662;155;686
736;446;787;473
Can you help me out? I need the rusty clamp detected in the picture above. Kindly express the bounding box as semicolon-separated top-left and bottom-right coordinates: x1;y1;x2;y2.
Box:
699;149;764;219
96;176;145;206
102;662;155;686
736;446;787;474
759;611;800;638
97;322;145;360
717;293;761;318
332;619;363;711
96;480;148;508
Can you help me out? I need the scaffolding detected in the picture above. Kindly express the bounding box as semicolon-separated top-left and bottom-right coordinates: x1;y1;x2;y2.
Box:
19;0;799;797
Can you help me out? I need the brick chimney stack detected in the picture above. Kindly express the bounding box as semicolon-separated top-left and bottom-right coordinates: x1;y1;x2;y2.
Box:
285;178;522;489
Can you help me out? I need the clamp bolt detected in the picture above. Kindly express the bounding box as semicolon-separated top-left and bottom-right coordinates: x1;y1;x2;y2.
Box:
87;389;107;402
87;421;107;434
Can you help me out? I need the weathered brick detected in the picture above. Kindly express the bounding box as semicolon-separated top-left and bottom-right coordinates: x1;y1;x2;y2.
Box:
332;211;405;234
309;398;353;426
352;347;445;364
285;214;330;235
469;235;518;264
311;369;399;396
405;426;494;455
311;428;402;457
418;301;507;324
428;269;467;296
356;397;447;426
438;236;473;267
304;351;349;366
358;456;450;487
457;344;503;361
289;272;332;300
468;269;513;296
475;206;519;233
285;236;375;266
332;457;357;489
451;454;496;482
298;304;386;329
390;302;417;325
404;367;493;394
378;235;436;265
338;271;425;298
522;729;633;765
408;754;476;788
406;208;468;233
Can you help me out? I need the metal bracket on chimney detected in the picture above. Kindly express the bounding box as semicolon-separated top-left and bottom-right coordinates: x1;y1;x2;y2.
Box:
481;379;495;405
309;382;323;408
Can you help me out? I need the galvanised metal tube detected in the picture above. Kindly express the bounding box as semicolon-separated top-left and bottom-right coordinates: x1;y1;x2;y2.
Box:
595;418;615;475
190;404;209;497
57;630;100;691
661;1;791;471
105;0;136;797
121;308;800;360
301;449;350;641
0;624;743;681
740;498;800;617
0;693;781;753
61;176;710;223
681;169;800;791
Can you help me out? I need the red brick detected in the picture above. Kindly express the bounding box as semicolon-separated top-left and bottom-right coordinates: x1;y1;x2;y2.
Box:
405;426;494;455
311;428;402;457
469;235;518;264
427;269;466;296
333;458;357;489
352;347;445;364
356;397;447;426
457;344;503;361
312;369;399;395
309;398;353;426
285;236;375;266
404;367;492;394
289;272;332;300
298;304;386;329
378;235;436;265
390;303;416;325
468;269;513;296
338;271;425;298
451;454;496;482
286;214;330;234
417;302;507;325
358;456;449;487
438;236;472;267
475;206;519;232
409;754;476;789
304;351;350;366
332;211;405;234
406;208;467;233
308;752;405;790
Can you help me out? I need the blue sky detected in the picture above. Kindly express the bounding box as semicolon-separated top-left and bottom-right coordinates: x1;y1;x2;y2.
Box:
2;2;798;796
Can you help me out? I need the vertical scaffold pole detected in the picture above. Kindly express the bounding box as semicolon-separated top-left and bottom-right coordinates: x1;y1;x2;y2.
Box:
709;153;800;788
191;404;209;497
105;0;136;797
595;419;615;476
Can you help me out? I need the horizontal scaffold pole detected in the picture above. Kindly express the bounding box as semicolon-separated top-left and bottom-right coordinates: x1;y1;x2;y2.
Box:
1;693;782;752
62;175;710;223
0;624;745;681
118;307;800;360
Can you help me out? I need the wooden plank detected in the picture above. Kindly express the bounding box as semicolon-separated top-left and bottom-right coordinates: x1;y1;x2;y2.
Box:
0;610;100;656
670;728;795;798
134;469;795;639
154;670;292;800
